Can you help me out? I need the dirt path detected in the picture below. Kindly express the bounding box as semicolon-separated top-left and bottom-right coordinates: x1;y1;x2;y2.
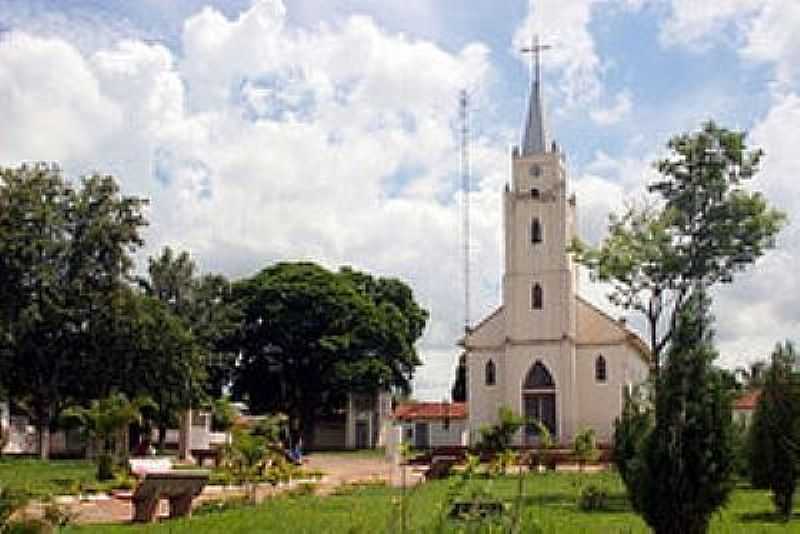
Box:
304;452;424;490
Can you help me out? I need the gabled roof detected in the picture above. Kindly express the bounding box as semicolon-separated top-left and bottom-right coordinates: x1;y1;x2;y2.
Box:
460;306;505;348
393;402;467;421
576;296;650;361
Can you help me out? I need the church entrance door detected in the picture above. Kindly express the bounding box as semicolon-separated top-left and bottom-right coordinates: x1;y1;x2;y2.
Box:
522;361;557;445
523;393;556;443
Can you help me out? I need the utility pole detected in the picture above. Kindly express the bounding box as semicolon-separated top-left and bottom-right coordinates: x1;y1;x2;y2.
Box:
459;89;471;334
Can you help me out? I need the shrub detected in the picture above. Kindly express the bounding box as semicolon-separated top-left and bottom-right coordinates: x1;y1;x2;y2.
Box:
0;487;29;529
578;484;609;512
4;518;53;534
572;428;599;470
42;501;76;528
96;453;114;481
477;406;524;453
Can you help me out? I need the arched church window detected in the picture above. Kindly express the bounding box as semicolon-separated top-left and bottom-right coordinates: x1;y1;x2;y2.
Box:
531;283;543;310
531;218;542;244
595;355;607;383
523;361;555;389
485;360;496;386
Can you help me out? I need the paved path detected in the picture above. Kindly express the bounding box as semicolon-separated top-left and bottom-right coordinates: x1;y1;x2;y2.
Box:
20;452;423;525
304;452;423;490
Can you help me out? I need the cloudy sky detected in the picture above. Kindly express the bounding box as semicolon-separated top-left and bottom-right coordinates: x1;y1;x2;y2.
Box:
1;0;798;399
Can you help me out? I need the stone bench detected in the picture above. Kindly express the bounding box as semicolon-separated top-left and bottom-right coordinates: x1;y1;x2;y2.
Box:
129;457;174;479
132;470;209;522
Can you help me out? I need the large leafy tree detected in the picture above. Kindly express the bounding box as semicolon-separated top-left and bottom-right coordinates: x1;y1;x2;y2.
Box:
232;262;427;447
574;123;784;533
748;341;800;520
141;247;240;397
573;121;785;374
108;289;205;449
0;164;146;458
629;293;735;534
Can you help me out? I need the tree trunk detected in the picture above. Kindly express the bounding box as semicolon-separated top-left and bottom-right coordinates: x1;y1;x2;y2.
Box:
157;424;167;452
178;408;193;463
38;421;50;460
37;403;51;460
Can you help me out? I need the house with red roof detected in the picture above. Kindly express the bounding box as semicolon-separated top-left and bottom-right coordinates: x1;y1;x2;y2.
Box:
392;402;468;449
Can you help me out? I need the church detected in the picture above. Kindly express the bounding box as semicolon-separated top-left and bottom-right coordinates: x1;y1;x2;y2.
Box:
461;44;649;446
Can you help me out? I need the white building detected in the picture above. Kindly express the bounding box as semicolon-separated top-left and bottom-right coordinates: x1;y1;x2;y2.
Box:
461;44;649;446
393;402;468;449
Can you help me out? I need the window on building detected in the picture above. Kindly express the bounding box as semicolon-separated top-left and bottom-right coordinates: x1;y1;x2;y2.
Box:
530;188;540;199
531;218;542;244
485;359;496;386
532;283;543;310
595;355;607;382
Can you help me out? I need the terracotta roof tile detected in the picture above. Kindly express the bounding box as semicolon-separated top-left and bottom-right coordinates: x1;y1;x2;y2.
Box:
393;402;467;421
734;389;761;410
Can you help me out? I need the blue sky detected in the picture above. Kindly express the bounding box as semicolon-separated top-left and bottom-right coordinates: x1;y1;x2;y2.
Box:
2;0;800;400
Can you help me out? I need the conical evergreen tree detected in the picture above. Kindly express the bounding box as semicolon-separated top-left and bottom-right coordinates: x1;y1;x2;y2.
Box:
747;341;800;520
630;291;735;534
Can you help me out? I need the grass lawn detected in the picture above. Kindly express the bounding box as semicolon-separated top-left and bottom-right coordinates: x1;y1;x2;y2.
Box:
0;457;102;497
58;471;800;533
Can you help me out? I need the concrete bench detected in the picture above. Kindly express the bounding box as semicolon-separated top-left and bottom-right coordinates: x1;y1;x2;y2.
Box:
132;470;209;522
129;457;174;479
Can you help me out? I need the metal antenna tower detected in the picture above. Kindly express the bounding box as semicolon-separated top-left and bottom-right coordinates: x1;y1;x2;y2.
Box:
459;89;471;333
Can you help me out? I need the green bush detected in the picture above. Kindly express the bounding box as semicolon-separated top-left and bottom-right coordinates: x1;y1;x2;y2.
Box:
0;487;29;529
95;453;114;482
4;518;53;534
477;406;524;452
578;484;609;512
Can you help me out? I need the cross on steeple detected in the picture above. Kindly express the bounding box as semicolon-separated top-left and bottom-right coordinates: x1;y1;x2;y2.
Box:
519;35;552;156
521;35;552;88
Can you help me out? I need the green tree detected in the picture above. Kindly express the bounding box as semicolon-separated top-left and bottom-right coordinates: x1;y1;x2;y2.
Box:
572;122;785;374
141;248;240;398
748;341;800;520
0;164;146;458
629;293;735;534
612;385;653;487
126;294;205;451
451;353;467;403
61;393;154;480
231;262;427;448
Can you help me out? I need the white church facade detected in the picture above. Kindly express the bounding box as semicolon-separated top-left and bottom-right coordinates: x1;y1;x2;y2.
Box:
461;44;649;446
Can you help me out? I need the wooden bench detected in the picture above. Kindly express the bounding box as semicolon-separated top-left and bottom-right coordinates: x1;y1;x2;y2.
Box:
132;470;209;522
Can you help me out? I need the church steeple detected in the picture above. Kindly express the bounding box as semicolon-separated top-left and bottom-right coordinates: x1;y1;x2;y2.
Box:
521;36;551;156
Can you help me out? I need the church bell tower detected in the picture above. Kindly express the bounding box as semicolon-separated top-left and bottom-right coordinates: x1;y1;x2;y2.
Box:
503;38;578;344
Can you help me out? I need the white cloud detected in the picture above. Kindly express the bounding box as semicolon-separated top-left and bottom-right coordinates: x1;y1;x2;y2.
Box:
0;32;121;163
590;90;633;125
513;0;604;107
659;0;763;49
0;0;500;401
